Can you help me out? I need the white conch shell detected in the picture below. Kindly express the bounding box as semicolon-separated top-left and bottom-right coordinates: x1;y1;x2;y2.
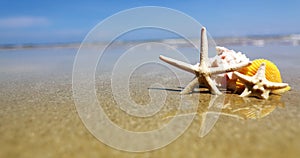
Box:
209;46;250;88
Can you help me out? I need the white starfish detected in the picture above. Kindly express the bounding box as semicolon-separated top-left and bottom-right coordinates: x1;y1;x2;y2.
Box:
159;27;251;95
233;62;289;99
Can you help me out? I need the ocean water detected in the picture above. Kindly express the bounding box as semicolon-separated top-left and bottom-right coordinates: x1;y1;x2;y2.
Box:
0;45;298;78
1;45;297;86
0;44;299;157
0;48;75;80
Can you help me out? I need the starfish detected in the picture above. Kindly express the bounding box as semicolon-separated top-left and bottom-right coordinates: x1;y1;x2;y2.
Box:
159;27;251;95
233;62;289;99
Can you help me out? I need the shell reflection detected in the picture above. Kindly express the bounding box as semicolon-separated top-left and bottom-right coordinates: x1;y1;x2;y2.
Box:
220;95;284;119
163;94;285;121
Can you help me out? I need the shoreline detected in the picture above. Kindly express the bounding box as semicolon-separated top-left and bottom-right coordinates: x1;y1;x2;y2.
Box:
1;34;300;51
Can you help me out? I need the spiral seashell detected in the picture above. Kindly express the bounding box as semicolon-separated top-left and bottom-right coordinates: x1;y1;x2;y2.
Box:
236;59;291;94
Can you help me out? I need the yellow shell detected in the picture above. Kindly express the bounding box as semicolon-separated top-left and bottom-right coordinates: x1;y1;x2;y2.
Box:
236;59;291;94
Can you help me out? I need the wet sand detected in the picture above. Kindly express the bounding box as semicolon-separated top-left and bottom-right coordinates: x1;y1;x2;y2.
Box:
0;46;300;158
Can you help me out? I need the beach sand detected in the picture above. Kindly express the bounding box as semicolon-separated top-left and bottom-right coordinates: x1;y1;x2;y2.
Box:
0;46;300;158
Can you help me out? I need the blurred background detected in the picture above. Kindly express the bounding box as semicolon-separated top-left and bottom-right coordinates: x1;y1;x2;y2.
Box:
0;0;299;45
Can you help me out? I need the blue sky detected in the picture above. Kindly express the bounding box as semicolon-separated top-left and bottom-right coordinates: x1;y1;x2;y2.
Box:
0;0;299;44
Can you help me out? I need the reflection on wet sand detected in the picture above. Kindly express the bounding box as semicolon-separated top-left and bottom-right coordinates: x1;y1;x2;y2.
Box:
199;94;285;120
164;93;285;137
220;95;284;119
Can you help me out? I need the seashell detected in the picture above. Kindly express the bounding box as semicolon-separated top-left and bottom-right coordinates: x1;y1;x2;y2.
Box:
210;46;250;88
236;59;291;94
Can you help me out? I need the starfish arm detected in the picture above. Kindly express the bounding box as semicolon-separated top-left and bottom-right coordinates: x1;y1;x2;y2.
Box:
240;87;251;97
254;62;266;79
180;77;199;94
271;86;291;94
159;55;197;74
199;27;208;67
264;81;289;89
204;75;222;95
233;72;253;84
261;89;271;100
210;61;251;74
